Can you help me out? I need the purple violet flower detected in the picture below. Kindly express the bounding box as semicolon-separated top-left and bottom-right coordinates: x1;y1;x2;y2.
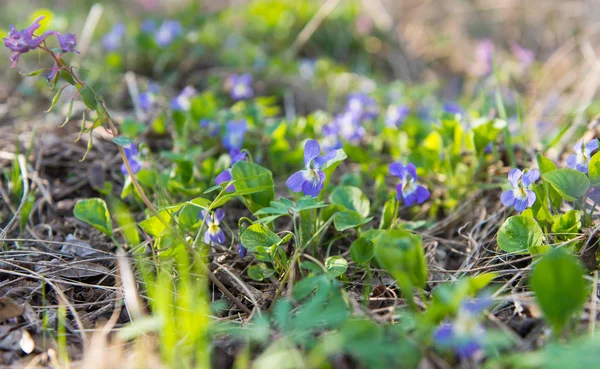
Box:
154;20;182;47
385;104;410;127
286;140;336;197
141;19;157;33
139;92;154;111
138;82;160;111
200;119;219;137
201;209;225;244
434;298;491;359
57;32;77;53
566;139;598;174
321;123;343;151
215;148;248;192
474;39;495;76
335;110;365;143
102;23;126;51
120;144;141;175
3;16;53;67
170;86;196;111
347;92;379;120
500;168;539;212
228;74;253;100
222;120;248;150
443;102;463;116
511;42;535;69
389;162;430;206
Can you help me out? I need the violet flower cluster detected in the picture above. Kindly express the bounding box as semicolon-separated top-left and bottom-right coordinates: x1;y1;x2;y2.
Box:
322;93;379;150
3;16;77;68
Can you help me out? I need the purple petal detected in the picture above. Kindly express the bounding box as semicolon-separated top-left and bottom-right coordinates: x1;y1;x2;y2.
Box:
213;229;225;244
304;140;321;165
513;196;528;212
204;231;211;244
573;140;583;153
526;190;536;207
521;169;539;186
433;323;455;345
406;163;418;181
200;210;207;220
238;244;247;258
302;171;326;197
214;209;225;223
230;148;247;164
576;162;589;173
462;298;492;315
455;340;482;359
401;187;418;207
215;170;232;185
314;150;337;168
586;140;599;156
388;162;406;178
507;168;522;188
414;185;430;204
500;190;516;207
286;171;307;192
566;155;577;169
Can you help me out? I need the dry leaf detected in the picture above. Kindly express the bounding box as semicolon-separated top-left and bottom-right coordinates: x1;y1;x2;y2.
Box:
0;296;24;321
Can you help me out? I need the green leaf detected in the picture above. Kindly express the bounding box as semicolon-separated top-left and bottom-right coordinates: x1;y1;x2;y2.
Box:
330;186;370;218
20;68;46;77
248;263;275;281
374;230;427;289
589;152;600;187
45;86;65;113
497;215;544;253
325;256;348;277
379;199;395;229
73;198;113;236
60;98;75;128
551;210;582;235
240;223;281;251
59;70;76;85
350;237;374;265
543;169;590;201
78;85;98;111
472;119;505;155
112;136;134;147
537;154;557;174
230;161;275;213
139;209;175;238
333;210;372;231
530;248;589;333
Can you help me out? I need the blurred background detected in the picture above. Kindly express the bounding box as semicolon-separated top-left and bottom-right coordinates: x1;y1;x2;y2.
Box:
3;0;600;149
